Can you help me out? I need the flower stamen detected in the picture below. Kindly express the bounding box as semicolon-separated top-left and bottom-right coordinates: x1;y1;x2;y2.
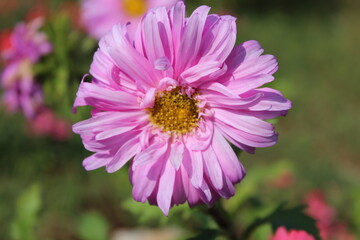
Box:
149;88;199;134
123;0;147;17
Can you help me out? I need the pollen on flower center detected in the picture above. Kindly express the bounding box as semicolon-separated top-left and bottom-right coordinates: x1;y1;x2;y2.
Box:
122;0;147;17
149;88;199;134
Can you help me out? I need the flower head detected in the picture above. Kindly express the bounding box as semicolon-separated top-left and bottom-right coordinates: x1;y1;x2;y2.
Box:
81;0;181;39
73;2;291;215
1;18;51;63
305;190;356;240
271;227;315;240
0;18;51;118
28;108;71;141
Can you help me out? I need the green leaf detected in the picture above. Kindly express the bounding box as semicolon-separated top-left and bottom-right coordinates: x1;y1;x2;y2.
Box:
186;229;222;240
267;204;320;239
77;212;109;240
10;183;42;240
242;203;320;240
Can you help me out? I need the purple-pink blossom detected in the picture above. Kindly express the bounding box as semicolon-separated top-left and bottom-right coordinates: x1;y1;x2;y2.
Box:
27;108;72;141
271;227;315;240
73;2;291;215
0;18;51;118
81;0;181;39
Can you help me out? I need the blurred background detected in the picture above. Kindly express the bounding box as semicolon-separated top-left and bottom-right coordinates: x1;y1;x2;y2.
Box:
0;0;359;239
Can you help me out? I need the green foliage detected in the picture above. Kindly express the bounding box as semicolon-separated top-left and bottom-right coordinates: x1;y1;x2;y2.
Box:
39;13;96;120
351;190;360;237
186;229;222;240
266;204;319;239
10;183;42;240
77;212;110;240
242;204;320;240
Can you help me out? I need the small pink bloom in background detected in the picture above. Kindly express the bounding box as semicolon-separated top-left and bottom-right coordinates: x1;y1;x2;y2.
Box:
0;18;51;118
0;30;13;54
73;2;291;215
270;170;295;189
271;227;315;240
27;108;71;141
305;190;335;239
1;18;51;63
81;0;181;39
305;190;356;240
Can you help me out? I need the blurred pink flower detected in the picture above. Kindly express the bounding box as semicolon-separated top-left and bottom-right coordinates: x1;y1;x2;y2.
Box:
73;3;291;215
305;190;335;239
81;0;181;39
270;170;295;189
305;190;355;240
271;227;315;240
28;108;71;141
1;18;51;63
0;18;51;118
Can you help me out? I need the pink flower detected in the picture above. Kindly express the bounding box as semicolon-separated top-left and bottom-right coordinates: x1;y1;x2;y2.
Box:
271;227;315;240
305;190;335;239
0;18;51;118
1;60;43;118
28;108;71;141
73;3;291;215
305;190;356;240
1;18;51;63
81;0;181;39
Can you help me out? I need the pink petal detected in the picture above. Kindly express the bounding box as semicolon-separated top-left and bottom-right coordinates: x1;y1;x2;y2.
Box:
172;169;187;205
175;5;210;76
180;61;226;87
182;147;203;188
133;140;168;167
204;92;263;109
214;108;275;137
83;152;112;171
199;15;236;63
215;121;278;148
186;119;214;151
169;141;184;170
243;88;292;112
104;25;160;90
200;82;238;98
212;128;246;183
73;111;144;134
131;158;164;203
95;125;138;141
157;160;176;215
106;137;141;173
225;74;274;95
169;1;185;55
74;82;139;111
202;146;223;190
141;7;173;65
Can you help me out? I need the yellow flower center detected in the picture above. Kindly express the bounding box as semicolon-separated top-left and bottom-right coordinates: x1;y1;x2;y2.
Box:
123;0;147;17
149;88;200;134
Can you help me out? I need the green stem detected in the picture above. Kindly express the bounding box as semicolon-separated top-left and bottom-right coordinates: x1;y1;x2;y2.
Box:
241;217;268;240
207;203;238;240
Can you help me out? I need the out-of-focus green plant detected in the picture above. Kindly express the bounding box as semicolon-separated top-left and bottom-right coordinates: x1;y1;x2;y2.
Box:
10;183;41;240
37;12;96;121
77;211;110;240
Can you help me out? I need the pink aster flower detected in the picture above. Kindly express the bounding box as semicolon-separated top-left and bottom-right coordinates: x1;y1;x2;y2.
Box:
0;18;51;118
1;18;51;63
73;2;291;215
1;60;43;118
305;190;356;240
271;227;315;240
27;108;71;141
81;0;181;39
